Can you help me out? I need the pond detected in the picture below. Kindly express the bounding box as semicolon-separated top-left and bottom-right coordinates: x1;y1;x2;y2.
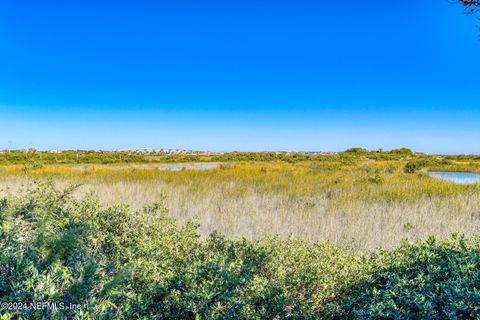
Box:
428;171;480;184
157;163;220;171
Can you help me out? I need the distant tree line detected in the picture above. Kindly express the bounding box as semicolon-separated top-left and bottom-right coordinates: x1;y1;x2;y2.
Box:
0;150;147;165
1;149;479;165
343;147;414;155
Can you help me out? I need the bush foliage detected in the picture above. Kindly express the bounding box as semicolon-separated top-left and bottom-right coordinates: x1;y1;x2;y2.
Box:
1;183;480;319
0;148;454;166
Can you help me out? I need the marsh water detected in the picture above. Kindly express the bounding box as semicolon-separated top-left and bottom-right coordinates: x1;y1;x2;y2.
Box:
157;163;220;171
428;171;480;184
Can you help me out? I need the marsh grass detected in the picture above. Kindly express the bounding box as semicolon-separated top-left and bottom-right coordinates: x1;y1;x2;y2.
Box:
1;159;480;252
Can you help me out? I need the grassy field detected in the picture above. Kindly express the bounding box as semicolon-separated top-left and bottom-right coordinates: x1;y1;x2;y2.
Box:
1;152;480;252
1;181;480;319
2;151;480;318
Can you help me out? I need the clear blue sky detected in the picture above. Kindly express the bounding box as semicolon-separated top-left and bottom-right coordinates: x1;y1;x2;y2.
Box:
1;1;479;153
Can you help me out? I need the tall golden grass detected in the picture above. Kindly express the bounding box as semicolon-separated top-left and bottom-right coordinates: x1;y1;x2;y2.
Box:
1;160;479;252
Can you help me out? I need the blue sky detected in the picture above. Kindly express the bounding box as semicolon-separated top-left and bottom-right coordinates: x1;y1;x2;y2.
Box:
1;0;479;153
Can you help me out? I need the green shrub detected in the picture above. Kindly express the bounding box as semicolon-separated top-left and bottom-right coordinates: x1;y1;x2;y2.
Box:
340;235;480;319
404;159;431;173
388;148;414;155
366;174;384;185
343;148;369;154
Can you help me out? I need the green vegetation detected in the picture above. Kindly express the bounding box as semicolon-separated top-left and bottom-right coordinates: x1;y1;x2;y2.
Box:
1;150;340;165
342;147;370;154
344;235;480;319
404;159;430;173
0;147;479;173
1;183;480;319
388;147;413;155
1;151;480;318
0;150;147;165
2;148;479;166
1;152;480;252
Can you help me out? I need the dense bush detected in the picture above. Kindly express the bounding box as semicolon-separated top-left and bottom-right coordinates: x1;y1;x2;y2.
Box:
342;235;480;319
404;159;431;173
403;157;458;174
388;148;414;155
1;183;480;319
342;148;370;154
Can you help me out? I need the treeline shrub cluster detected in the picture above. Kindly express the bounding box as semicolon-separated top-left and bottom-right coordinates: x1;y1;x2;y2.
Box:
0;148;451;166
0;151;331;165
1;184;480;319
404;157;455;173
0;151;147;165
